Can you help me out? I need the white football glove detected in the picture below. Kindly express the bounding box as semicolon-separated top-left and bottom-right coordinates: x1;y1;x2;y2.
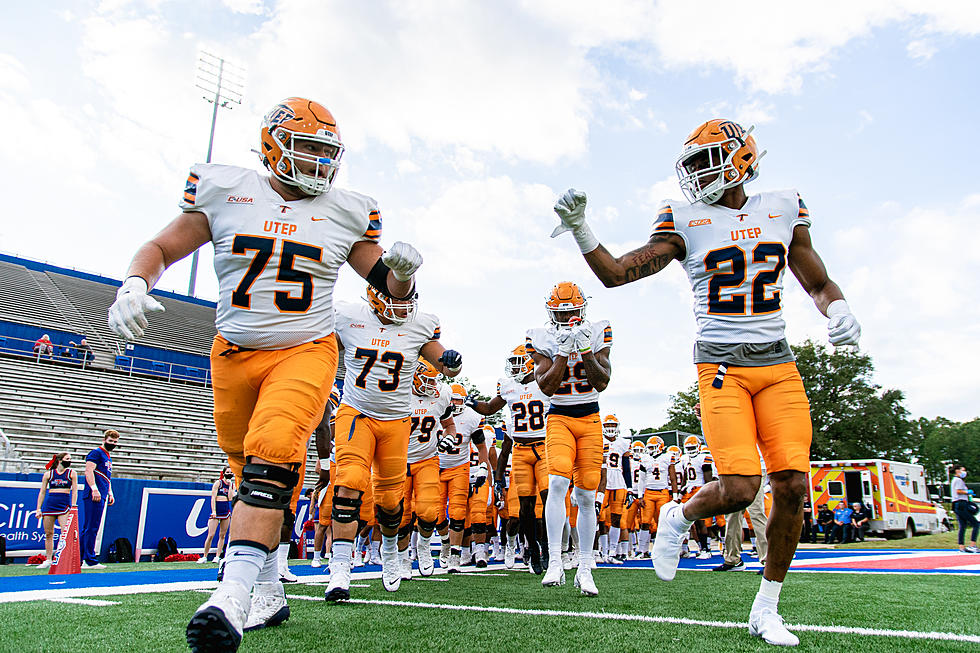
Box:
108;277;165;341
381;241;423;282
572;321;593;353
551;188;599;253
469;463;488;489
827;300;861;346
555;327;576;356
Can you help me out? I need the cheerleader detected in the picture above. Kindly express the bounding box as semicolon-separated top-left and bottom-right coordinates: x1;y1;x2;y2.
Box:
34;453;78;569
199;466;235;563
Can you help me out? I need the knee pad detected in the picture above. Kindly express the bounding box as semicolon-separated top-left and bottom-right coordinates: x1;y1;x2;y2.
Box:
472;523;486;536
548;474;570;496
436;519;448;532
332;490;362;525
237;463;299;511
398;523;413;539
449;518;465;533
417;517;436;533
376;501;404;530
571;486;595;509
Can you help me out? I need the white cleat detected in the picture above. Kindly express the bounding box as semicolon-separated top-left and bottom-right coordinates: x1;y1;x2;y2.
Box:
36;560;52;570
504;544;516;569
243;581;289;632
186;581;249;652
310;558;322;569
381;548;401;592
196;556;208;565
542;560;566;587
574;566;598;596
399;550;413;581
561;552;573;570
697;550;712;560
749;607;800;646
652;503;686;581
608;555;624;565
461;549;473;567
279;562;298;584
475;549;488;568
439;544;451;568
417;538;435;577
447;553;462;574
324;559;351;602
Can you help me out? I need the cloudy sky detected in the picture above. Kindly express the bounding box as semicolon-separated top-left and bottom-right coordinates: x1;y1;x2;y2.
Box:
3;1;980;430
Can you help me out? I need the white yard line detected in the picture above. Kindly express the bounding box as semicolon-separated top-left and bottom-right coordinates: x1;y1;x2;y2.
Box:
47;597;120;606
339;598;980;644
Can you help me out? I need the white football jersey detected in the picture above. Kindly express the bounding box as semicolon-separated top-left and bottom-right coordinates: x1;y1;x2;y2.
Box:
334;301;441;420
652;190;811;343
525;320;612;407
441;406;485;469
643;453;673;491
604;436;631;491
180;164;382;350
497;377;551;441
631;451;648;489
682;452;714;489
407;382;452;464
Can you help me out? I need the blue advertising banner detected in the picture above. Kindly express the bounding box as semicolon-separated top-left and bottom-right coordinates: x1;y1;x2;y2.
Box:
0;478;97;557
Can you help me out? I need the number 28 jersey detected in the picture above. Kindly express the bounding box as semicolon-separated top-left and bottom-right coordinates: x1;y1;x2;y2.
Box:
180;163;382;350
525;321;612;407
652;190;811;344
334;301;441;420
497;377;550;441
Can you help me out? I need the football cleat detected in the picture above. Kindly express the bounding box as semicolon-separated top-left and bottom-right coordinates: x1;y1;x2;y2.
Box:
186;581;249;653
381;547;402;592
447;553;462;574
399;550;413;581
279;562;298;583
324;559;351;602
652;503;686;582
475;549;488;568
749;607;800;647
697;550;712;560
243;582;289;632
608;555;624;565
439;543;451;568
504;544;516;569
574;566;598;596
542;560;566;587
561;551;573;570
460;548;473;567
416;537;435;577
310;558;322;568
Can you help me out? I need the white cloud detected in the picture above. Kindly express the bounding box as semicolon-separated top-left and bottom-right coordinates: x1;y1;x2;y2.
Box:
222;0;265;15
628;88;647;102
640;175;683;209
907;38;938;60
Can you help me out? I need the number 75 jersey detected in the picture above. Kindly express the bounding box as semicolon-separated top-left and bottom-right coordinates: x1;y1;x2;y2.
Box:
653;189;811;343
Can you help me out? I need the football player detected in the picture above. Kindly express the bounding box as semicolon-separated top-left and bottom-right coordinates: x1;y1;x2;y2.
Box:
438;384;489;572
600;414;634;563
398;361;456;579
468;344;552;574
679;436;714;559
466;440;493;567
636;436;677;558
550;119;861;645
108;97;424;652
528;282;613;595
324;285;462;600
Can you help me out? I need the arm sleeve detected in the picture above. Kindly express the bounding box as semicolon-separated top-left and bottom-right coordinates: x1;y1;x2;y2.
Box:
471;429;486;445
359;204;382;244
623;456;632;489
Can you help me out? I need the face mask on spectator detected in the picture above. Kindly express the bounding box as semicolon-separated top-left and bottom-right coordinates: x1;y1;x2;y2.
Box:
61;460;71;468
959;470;968;478
224;473;234;480
104;442;117;451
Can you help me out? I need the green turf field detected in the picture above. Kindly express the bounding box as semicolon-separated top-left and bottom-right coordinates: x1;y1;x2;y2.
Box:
1;566;975;653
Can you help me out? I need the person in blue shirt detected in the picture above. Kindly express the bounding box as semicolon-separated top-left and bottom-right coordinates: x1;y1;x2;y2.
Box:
81;429;119;569
829;504;853;544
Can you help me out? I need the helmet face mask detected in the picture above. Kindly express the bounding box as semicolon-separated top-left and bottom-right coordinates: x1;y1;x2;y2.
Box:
450;383;467;416
260;98;345;196
413;361;439;398
602;414;620;441
546;282;587;328
365;285;417;325
675;119;763;205
683;435;701;455
505;345;534;380
646;436;664;456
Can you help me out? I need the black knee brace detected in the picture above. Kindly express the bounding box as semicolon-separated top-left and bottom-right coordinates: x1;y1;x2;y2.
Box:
237;463;299;511
449;518;465;533
332;489;362;524
436;519;448;532
376;500;404;530
472;523;487;536
280;509;295;542
398;523;414;540
463;526;472;539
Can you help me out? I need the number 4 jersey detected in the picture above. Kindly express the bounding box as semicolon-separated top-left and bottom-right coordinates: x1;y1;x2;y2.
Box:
334;300;441;420
180;163;383;350
652;189;810;345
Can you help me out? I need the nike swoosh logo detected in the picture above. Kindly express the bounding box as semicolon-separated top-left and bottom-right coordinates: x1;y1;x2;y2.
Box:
768;213;781;219
311;217;329;221
397;333;408;336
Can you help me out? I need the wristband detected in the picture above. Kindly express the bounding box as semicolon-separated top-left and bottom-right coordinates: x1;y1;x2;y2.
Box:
319;458;331;467
572;223;599;254
119;275;149;295
827;299;850;318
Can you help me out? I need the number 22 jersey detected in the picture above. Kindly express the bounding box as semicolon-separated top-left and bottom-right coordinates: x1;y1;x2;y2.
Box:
652;190;810;344
180;163;383;350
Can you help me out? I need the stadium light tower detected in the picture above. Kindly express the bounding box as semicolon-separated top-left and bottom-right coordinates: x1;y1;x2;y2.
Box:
187;51;244;297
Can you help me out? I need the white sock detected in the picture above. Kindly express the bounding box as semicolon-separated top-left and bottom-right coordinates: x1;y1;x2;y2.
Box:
475;542;486;558
672;505;695;532
371;540;382;559
571;486;597;566
608;527;620;552
753;577;782;611
599;534;609;556
222;543;267;593
639;530;651;553
506;533;517;549
355;535;366;554
277;542;290;570
257;550;278;583
313;550;322;562
545;475;571;559
331;540;353;566
418;534;431;551
618;540;628;556
381;535;397;556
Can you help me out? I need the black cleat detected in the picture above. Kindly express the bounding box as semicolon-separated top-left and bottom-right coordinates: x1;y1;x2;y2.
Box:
712;560;745;572
186;607;242;653
324;587;350;602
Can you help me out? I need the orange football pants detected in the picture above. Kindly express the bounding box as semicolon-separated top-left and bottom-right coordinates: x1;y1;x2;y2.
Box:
333;404;410;512
624;497;640;531
640;488;672;528
545;413;602;491
468;482;491;525
401;456;441;527
440;462;469;522
317;462;376;527
211;333;337;468
512;440;549;498
697;362;812;476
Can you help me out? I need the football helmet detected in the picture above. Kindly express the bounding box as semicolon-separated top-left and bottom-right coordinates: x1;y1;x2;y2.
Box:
545;282;587;328
365;284;417;325
602;414;620;441
675;119;766;205
666;445;681;464
631;441;645;457
646;436;665;457
450;383;467;416
259;97;344;196
413;360;439;398
683;435;701;455
505;344;534;379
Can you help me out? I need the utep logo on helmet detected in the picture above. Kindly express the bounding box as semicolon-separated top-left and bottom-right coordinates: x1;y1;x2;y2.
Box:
718;121;745;140
267;104;295;125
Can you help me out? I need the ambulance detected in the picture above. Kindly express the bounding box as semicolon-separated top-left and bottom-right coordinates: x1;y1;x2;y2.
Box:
810;459;942;538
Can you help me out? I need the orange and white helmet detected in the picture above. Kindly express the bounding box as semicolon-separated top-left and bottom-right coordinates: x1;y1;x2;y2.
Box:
365;284;417;326
683;435;701;455
602;414;620;441
259;97;344;196
450;383;467;416
675;119;765;205
646;435;665;457
545;281;587;328
666;445;681;464
631;440;645;457
506;344;534;379
413;360;439;398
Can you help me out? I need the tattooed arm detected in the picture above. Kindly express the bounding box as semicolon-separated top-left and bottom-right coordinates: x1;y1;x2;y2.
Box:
582;233;686;288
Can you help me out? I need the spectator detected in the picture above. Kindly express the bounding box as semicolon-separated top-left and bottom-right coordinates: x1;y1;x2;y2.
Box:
850;502;870;542
829;503;854;544
33;452;78;569
33;334;54;359
950;465;979;553
81;429;118;569
199;466;235;564
801;495;815;543
817;503;835;542
77;338;95;363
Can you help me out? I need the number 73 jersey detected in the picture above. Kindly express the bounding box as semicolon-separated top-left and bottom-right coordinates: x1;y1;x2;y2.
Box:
653;189;811;343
